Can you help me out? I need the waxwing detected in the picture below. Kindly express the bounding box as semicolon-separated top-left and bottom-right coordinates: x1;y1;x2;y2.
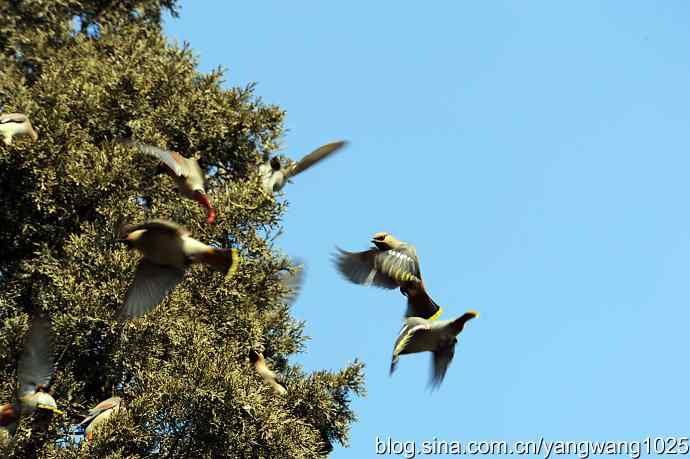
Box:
117;219;239;320
259;141;347;195
249;350;287;395
0;315;62;437
119;139;216;224
334;232;443;320
79;397;125;443
0;113;38;145
390;311;479;389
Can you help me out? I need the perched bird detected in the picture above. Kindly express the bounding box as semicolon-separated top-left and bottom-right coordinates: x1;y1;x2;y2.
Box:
390;311;479;389
334;232;443;320
79;397;125;443
0;113;38;145
259;140;347;194
117;219;240;320
0;315;62;437
119;139;216;224
249;350;287;395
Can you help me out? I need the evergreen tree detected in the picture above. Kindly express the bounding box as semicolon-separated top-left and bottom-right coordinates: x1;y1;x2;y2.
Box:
0;1;364;457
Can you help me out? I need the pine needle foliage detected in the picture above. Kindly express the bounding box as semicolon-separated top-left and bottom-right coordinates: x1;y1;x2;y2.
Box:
0;1;365;457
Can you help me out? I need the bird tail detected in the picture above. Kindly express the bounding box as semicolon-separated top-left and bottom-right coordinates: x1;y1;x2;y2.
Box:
203;248;240;279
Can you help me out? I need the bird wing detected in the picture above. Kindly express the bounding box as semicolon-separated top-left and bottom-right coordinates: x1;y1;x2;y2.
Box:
286;141;347;178
390;319;430;374
184;156;206;188
334;247;420;290
430;344;455;389
17;315;54;398
0;113;28;124
117;260;185;320
80;397;120;426
121;219;189;237
278;260;305;306
405;287;443;320
121;139;188;177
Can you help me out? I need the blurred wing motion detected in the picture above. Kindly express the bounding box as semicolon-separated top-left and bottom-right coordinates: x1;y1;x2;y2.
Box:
287;141;347;178
278;260;305;305
121;219;189;237
118;138;187;176
118;260;185;320
430;345;455;389
17;315;54;397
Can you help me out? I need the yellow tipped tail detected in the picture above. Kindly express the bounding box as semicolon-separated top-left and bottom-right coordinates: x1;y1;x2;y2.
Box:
226;248;240;281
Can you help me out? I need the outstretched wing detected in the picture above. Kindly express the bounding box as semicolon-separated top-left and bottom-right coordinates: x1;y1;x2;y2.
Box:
17;315;54;398
430;344;455;389
120;219;189;238
334;247;420;289
278;260;305;306
119;139;188;177
287;141;347;178
390;319;430;374
117;260;185;320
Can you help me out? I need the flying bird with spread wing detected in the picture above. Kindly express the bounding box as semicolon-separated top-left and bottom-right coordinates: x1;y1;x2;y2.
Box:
259;141;347;195
118;139;217;224
334;232;443;320
79;397;125;443
117;219;240;320
249;350;287;395
390;311;479;389
0;315;63;437
0;113;38;145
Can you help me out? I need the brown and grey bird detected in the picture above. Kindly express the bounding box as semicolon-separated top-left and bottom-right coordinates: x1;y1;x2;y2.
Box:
117;219;240;320
259;140;347;194
0;113;38;145
79;397;125;443
0;315;62;437
390;311;479;389
334;232;443;320
119;139;216;224
249;350;287;395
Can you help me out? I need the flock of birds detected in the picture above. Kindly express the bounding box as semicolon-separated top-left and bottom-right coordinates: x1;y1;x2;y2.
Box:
0;112;478;447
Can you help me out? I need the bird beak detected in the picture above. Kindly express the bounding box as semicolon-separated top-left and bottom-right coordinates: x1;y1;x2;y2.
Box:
468;310;480;318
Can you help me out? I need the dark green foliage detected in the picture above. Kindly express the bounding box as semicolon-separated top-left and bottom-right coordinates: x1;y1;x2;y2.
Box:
0;1;364;457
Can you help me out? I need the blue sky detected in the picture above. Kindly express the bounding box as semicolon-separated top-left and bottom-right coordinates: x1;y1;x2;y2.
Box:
165;2;690;457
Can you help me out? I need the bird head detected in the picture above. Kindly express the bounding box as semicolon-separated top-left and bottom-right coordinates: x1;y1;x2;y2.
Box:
270;156;282;172
248;349;263;363
371;232;399;250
